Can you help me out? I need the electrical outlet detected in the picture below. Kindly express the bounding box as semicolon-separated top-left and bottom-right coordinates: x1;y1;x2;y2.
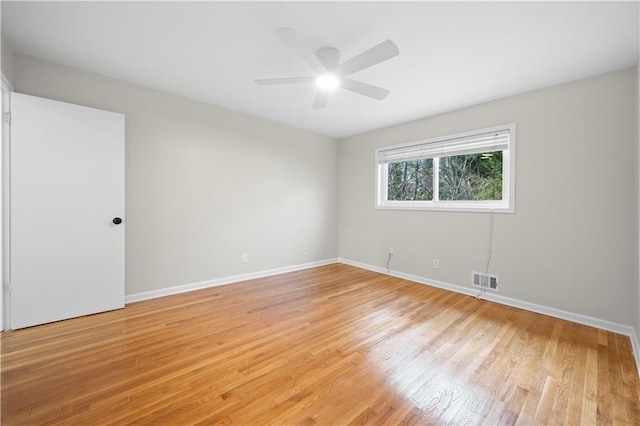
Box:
432;259;440;269
303;247;309;255
241;253;249;264
389;247;394;255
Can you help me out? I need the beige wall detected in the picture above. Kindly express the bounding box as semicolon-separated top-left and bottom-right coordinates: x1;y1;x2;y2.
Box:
1;38;13;83
339;68;637;326
12;53;339;295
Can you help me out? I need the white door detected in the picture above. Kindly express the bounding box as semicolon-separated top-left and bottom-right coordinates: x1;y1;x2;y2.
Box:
9;93;125;329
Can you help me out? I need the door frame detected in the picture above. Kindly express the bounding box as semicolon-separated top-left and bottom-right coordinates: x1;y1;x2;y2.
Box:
1;73;13;331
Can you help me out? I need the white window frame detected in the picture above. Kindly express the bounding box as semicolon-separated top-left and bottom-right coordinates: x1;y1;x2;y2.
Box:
375;123;516;213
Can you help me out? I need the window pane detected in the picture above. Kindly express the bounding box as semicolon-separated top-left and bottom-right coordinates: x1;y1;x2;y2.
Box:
439;151;503;201
388;159;433;201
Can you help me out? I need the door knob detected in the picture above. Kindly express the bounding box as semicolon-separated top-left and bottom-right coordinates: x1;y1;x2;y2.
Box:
112;217;123;225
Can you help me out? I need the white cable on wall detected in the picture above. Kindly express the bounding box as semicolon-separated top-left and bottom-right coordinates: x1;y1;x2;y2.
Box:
485;210;495;274
476;209;495;300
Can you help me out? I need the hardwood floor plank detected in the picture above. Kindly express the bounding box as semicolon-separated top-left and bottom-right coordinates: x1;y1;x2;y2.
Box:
563;326;589;425
581;347;599;425
2;264;639;425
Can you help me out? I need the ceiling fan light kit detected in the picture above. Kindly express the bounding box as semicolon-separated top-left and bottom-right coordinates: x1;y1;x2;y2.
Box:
315;74;340;90
256;27;399;109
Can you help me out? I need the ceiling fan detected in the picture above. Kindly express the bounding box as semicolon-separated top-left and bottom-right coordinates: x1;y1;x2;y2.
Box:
256;28;399;109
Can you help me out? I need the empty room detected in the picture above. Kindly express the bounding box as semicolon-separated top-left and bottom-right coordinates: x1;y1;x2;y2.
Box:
1;1;640;424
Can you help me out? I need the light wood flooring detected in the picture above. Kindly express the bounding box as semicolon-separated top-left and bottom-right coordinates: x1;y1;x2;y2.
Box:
2;263;639;425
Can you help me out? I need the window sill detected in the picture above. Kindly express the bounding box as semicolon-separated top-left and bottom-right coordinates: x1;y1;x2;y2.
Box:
375;201;514;213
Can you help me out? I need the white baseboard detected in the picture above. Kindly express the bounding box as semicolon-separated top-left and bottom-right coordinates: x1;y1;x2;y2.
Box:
339;257;640;372
125;258;339;304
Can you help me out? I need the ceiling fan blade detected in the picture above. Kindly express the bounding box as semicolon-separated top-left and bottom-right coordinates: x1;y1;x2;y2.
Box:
341;78;390;100
312;90;330;109
336;39;399;77
255;76;316;85
315;47;340;71
275;27;326;74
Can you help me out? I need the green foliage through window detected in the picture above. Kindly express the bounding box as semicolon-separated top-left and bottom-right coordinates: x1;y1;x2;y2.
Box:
388;159;433;201
439;151;502;201
387;152;502;202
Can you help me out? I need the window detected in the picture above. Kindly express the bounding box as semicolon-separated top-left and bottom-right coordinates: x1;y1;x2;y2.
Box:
376;123;515;212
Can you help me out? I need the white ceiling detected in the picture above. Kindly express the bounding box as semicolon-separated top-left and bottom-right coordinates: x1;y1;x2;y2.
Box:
2;1;638;139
